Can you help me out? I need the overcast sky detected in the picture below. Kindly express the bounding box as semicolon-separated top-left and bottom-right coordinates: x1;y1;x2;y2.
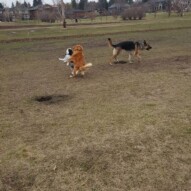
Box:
1;0;60;7
1;0;99;7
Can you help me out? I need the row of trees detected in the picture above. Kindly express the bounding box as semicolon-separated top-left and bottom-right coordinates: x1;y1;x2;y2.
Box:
149;0;191;17
0;0;133;10
0;0;43;9
33;0;43;7
70;0;133;11
1;0;190;12
0;0;190;25
0;3;4;9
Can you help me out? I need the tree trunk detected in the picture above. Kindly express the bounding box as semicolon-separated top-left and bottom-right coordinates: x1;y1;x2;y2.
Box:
61;0;66;28
167;0;172;17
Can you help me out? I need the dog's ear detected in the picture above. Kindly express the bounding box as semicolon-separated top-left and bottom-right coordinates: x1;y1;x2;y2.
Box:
143;40;147;45
79;45;83;51
68;48;73;55
77;45;83;51
66;48;71;55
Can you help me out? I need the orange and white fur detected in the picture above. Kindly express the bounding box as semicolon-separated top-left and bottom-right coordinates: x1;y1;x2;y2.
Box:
68;45;92;77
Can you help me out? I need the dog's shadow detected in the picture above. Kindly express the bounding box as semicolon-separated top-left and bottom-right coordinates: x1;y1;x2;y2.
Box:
114;60;127;64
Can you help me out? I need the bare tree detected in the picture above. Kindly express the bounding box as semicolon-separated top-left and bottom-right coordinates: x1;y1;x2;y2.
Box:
166;0;172;16
173;0;190;16
39;6;57;22
148;0;158;17
53;0;66;27
60;0;66;27
3;8;11;21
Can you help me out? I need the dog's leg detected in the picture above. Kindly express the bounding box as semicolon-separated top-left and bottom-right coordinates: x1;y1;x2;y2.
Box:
128;52;133;63
70;66;77;78
79;67;85;76
137;54;141;63
81;71;85;76
114;48;121;63
114;49;119;62
109;49;117;65
109;48;120;65
68;63;74;77
70;67;74;76
134;46;141;63
135;51;141;63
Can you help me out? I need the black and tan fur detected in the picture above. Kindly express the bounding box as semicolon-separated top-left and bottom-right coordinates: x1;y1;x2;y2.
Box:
108;38;152;65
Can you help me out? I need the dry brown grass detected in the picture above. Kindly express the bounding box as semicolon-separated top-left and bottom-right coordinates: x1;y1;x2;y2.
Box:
0;28;191;191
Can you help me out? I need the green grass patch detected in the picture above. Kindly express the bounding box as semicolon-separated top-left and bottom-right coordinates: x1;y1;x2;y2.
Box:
0;12;191;42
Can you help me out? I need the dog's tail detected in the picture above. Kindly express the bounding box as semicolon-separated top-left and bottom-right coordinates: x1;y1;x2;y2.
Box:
108;38;115;48
80;63;93;70
85;63;93;67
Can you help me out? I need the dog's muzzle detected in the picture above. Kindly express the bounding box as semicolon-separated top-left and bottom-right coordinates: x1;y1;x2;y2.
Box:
146;46;152;51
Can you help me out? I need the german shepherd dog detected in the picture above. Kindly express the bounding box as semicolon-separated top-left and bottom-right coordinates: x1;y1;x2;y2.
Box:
108;38;152;65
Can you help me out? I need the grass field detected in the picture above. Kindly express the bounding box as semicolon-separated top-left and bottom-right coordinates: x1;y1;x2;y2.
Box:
0;13;191;42
0;13;191;191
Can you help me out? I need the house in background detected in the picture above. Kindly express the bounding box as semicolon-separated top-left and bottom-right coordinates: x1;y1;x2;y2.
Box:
108;3;130;14
154;0;166;11
66;9;85;19
19;6;30;20
0;8;3;21
148;0;167;12
0;8;14;21
13;5;30;20
29;4;45;20
28;4;58;21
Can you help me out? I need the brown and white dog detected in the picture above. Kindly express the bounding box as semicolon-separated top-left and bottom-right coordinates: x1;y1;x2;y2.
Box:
108;38;152;65
68;45;92;77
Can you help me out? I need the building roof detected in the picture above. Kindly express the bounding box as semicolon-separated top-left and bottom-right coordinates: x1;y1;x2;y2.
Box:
28;4;54;11
108;3;130;9
150;0;166;3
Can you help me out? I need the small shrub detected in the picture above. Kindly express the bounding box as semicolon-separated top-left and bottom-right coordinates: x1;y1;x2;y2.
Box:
121;6;146;20
40;12;56;23
137;7;145;20
121;13;126;20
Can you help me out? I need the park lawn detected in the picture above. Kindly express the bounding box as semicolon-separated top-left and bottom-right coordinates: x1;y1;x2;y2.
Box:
0;12;191;41
0;17;191;191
